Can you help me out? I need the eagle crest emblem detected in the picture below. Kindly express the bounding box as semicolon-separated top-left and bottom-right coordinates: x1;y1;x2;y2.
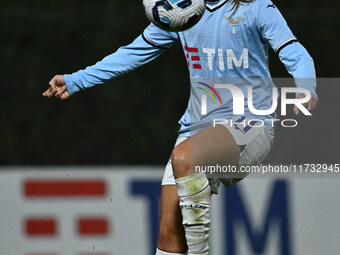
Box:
224;17;246;35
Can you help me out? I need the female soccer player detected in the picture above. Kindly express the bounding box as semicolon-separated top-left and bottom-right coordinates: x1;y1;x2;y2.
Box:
43;0;318;254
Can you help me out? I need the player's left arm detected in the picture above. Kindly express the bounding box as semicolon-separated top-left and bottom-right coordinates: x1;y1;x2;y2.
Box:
256;0;318;115
278;42;318;115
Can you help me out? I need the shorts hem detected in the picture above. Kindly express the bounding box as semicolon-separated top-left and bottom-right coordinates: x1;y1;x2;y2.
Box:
161;182;176;186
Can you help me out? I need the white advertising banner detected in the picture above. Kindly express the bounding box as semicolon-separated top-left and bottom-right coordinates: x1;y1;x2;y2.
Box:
0;167;339;255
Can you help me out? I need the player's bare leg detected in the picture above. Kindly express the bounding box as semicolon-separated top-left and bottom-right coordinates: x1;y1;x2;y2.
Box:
172;125;240;255
157;185;187;255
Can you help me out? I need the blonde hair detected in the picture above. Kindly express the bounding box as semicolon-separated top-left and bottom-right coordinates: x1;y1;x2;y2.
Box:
229;0;254;16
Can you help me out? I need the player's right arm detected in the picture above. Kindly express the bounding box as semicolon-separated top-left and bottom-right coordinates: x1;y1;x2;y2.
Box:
43;24;178;99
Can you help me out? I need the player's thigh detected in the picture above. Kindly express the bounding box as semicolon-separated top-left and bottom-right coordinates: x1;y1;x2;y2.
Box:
158;185;187;253
172;125;240;177
191;124;240;167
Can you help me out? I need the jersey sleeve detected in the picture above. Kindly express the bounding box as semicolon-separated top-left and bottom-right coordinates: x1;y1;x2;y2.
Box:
279;42;317;97
142;23;179;49
65;23;179;95
256;0;317;97
256;0;297;53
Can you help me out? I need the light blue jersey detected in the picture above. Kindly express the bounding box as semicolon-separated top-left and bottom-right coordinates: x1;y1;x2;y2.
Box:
65;0;316;137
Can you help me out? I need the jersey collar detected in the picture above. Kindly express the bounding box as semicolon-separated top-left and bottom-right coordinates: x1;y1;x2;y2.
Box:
206;0;229;12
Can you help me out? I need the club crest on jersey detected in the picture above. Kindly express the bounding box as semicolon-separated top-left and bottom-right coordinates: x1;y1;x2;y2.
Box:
224;16;246;35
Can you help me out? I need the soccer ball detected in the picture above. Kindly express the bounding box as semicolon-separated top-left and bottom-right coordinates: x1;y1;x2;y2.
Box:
143;0;206;32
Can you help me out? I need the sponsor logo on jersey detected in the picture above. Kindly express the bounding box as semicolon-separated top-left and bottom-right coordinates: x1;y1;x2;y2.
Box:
184;46;249;70
224;16;246;35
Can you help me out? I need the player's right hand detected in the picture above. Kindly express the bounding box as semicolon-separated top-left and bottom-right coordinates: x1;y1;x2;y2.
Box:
43;75;70;100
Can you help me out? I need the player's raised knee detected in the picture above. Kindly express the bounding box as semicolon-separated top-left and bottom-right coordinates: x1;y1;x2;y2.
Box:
171;142;191;178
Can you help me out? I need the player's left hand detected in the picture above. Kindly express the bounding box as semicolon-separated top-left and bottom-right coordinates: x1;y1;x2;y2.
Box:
293;93;318;115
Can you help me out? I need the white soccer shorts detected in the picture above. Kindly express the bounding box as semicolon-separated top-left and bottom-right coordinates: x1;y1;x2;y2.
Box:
162;117;274;194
